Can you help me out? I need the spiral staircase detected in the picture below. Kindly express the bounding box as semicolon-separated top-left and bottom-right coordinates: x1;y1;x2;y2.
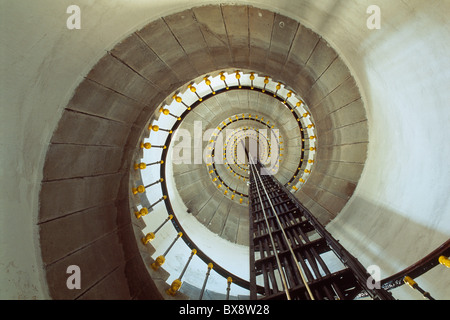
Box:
2;1;449;300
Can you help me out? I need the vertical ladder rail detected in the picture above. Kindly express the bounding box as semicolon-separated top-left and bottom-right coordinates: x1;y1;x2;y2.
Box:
199;263;213;300
268;172;395;300
251;162;315;300
249;162;291;300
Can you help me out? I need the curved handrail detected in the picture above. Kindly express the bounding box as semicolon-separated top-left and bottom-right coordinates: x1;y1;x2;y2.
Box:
134;71;317;295
357;239;450;298
209;115;283;198
158;86;269;292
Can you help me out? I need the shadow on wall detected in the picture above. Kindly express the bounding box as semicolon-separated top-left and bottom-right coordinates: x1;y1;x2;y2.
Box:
327;195;450;299
327;195;449;293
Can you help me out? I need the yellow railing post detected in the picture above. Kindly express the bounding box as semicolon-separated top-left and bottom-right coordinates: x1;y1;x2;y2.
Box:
134;195;167;219
187;85;202;102
159;107;181;121
134;207;149;219
403;276;434;300
141;214;173;244
439;255;450;268
134;160;164;170
131;178;164;195
226;277;232;300
199;263;213;300
166;249;197;296
151;232;182;271
219;72;228;90
203;76;215;94
149;124;172;133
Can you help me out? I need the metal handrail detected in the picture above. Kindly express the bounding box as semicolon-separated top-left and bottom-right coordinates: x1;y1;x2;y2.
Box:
157;77;311;292
357;239;450;298
271;175;395;300
135;72;449;299
135;72;315;295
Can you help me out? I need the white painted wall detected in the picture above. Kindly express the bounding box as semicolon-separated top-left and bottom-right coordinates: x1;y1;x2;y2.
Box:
1;0;449;299
321;1;450;299
0;0;225;300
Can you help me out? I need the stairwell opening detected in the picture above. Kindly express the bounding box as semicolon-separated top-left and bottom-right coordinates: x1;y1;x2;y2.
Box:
38;4;371;299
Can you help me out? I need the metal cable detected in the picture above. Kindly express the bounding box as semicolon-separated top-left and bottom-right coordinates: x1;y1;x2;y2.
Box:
252;162;315;300
249;162;291;300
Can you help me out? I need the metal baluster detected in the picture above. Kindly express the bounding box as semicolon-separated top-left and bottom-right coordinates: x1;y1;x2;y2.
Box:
439;255;450;268
166;249;197;296
203;76;215;94
226;277;232;300
149;124;173;133
134;195;167;219
141;214;173;244
404;276;435;300
134;160;164;170
199;263;213;300
150;232;182;271
132;178;164;194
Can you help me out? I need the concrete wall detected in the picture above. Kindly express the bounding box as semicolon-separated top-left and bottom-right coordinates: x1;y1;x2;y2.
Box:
172;88;302;245
37;3;366;299
1;0;449;299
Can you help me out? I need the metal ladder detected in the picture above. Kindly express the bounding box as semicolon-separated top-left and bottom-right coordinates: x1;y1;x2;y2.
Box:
248;160;395;300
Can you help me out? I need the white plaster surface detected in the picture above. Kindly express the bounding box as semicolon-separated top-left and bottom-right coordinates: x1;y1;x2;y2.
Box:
1;0;449;299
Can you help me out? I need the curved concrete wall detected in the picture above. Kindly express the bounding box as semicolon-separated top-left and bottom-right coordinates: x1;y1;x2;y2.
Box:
1;0;449;299
39;4;366;299
172;88;304;245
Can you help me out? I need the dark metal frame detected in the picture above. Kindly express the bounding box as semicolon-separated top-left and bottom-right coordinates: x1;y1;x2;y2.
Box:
146;80;445;299
248;161;395;300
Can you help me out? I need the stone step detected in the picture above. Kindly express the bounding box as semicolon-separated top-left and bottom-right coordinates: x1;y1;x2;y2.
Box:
142;253;170;282
133;225;157;256
179;281;249;300
142;253;190;300
154;279;191;300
